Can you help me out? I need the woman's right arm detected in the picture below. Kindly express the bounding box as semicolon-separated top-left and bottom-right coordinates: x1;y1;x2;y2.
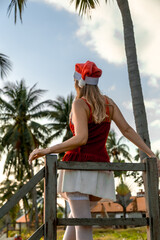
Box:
109;98;156;158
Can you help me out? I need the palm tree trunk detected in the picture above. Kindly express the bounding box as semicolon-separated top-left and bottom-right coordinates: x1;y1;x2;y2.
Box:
116;0;150;161
123;206;127;229
116;1;153;237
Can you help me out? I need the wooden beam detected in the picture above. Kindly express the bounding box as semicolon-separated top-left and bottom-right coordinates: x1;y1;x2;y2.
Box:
44;155;57;240
57;161;145;171
57;217;148;226
27;224;44;240
144;158;160;240
0;167;45;219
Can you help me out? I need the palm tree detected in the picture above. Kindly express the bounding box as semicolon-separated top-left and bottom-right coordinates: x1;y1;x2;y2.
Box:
107;130;132;162
0;54;12;79
70;0;150;161
116;181;133;228
106;129;132;178
128;149;160;187
126;148;143;187
0;79;52;229
46;92;74;160
7;0;27;23
0;79;51;180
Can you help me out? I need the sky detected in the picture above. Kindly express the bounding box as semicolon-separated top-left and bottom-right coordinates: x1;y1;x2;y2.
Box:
0;0;160;194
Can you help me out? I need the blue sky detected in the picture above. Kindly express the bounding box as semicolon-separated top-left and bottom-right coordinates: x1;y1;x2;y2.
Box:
0;0;160;190
0;1;134;123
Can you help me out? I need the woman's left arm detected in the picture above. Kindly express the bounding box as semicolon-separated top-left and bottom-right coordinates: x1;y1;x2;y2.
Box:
29;99;88;164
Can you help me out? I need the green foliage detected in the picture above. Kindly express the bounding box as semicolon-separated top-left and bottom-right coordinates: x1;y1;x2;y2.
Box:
127;149;160;187
115;182;133;219
47;92;74;160
0;179;21;224
107;130;132;162
47;93;74;140
70;0;99;17
116;182;130;196
0;79;51;180
106;129;132;179
0;53;12;79
8;227;147;239
57;211;63;219
57;227;147;240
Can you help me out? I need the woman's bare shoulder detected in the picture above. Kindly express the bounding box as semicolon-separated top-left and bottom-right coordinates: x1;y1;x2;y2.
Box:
103;95;115;106
72;98;89;112
72;98;87;107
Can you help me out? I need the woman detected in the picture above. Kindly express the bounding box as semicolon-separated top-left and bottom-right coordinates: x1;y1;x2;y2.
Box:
29;60;160;240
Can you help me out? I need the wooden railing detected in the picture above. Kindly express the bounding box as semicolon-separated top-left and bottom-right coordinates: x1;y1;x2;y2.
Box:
0;155;160;240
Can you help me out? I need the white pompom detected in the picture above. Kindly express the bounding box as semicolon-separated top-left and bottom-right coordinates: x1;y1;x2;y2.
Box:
78;78;86;88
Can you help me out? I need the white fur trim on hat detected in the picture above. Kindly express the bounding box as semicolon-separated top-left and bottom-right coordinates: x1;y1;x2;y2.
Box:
73;71;81;80
78;78;86;88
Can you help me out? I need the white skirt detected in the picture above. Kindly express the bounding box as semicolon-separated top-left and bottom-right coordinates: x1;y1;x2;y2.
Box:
57;169;116;202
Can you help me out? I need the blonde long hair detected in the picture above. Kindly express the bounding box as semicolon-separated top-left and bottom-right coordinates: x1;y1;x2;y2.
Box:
75;80;109;124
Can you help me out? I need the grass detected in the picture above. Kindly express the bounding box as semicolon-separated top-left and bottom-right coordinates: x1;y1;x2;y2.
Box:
57;227;147;240
8;227;147;240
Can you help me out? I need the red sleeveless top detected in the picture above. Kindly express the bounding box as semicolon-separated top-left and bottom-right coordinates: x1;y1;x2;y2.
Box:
62;97;111;162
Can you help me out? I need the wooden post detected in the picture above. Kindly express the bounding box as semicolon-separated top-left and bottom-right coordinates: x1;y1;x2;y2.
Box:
7;223;9;238
144;158;160;240
44;155;57;240
19;222;21;235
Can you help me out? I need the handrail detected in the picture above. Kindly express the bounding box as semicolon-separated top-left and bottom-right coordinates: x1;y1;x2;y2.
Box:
57;161;146;171
57;217;149;226
28;224;44;240
0;167;45;219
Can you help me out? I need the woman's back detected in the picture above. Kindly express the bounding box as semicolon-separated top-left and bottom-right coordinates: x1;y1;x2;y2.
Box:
63;97;111;162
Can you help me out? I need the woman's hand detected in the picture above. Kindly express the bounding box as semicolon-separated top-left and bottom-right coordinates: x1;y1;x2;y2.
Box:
29;148;47;165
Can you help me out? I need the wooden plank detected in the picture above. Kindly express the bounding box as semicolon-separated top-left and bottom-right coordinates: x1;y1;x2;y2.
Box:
144;158;160;240
44;155;57;240
57;217;148;226
0;167;45;219
58;161;145;171
27;224;44;240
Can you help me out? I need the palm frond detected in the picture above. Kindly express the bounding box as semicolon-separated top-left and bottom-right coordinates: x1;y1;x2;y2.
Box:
29;100;51;114
7;0;27;23
0;54;12;79
0;97;15;112
70;0;99;16
27;88;47;108
30;121;49;135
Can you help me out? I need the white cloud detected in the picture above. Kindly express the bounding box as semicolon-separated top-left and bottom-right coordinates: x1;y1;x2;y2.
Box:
128;0;160;78
123;99;160;115
148;77;160;88
151;139;160;152
108;85;116;91
150;120;160;128
144;99;160;113
39;0;160;80
76;2;125;65
122;101;132;110
36;0;75;13
144;99;157;109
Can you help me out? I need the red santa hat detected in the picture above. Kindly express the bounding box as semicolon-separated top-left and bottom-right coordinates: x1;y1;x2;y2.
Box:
73;61;102;88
